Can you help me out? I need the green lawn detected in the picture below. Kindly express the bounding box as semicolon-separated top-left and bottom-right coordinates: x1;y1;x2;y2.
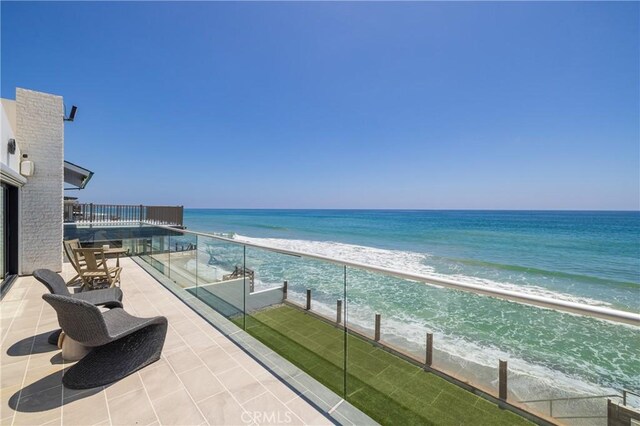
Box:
238;305;531;426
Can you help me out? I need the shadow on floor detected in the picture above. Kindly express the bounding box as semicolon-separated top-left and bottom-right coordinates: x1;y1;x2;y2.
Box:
8;370;103;413
49;352;64;365
6;331;59;356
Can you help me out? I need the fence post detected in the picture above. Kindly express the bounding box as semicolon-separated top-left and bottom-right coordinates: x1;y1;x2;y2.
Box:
607;399;617;424
499;360;508;401
139;205;144;222
306;289;311;310
374;314;381;341
337;300;342;324
89;203;94;222
283;280;288;300
425;333;433;367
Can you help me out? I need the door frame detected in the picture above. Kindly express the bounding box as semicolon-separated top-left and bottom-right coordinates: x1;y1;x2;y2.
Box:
1;183;19;298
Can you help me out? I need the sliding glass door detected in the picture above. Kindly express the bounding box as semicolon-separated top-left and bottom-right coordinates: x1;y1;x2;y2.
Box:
1;182;18;296
0;184;5;280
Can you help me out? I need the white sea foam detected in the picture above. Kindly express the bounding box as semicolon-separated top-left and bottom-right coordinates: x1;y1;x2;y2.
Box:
234;234;611;307
237;235;435;273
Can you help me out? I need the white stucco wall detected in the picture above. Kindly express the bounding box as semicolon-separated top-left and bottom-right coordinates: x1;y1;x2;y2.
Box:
16;88;64;274
1;98;22;175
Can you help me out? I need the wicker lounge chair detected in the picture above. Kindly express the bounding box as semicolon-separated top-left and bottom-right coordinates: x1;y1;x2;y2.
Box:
33;269;124;344
43;294;167;389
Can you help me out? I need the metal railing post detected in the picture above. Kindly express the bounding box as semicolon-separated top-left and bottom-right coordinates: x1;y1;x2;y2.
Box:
283;280;288;300
306;289;311;310
425;333;433;367
499;360;508;401
374;314;381;341
337;300;342;324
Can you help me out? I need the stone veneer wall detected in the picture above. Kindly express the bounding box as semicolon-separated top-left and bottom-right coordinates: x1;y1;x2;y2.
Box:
16;88;64;274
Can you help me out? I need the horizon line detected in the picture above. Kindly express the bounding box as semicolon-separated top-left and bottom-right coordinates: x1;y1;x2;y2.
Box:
179;207;640;212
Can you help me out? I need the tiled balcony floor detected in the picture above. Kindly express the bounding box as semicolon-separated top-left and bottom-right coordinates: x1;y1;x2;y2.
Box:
0;258;334;425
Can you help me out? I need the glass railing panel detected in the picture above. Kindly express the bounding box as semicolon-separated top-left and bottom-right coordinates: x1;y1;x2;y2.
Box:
344;268;430;360
343;267;444;425
244;246;347;396
148;234;170;275
165;233;198;288
120;237;147;257
192;235;246;321
498;304;638;424
341;267;536;425
341;264;637;425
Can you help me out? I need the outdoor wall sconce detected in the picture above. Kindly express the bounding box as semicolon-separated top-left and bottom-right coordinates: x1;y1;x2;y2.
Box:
20;153;34;177
8;138;16;154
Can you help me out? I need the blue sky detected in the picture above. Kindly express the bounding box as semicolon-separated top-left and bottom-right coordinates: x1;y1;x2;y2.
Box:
2;2;638;210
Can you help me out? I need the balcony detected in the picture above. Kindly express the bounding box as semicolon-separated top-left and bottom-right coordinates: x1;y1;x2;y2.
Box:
3;222;638;426
109;224;639;425
1;258;371;425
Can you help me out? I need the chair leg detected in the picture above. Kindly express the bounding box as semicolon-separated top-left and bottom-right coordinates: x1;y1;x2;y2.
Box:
78;275;92;291
109;268;122;288
62;319;168;389
66;274;80;286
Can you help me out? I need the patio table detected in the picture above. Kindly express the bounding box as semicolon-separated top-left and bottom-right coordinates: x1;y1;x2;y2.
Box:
103;247;128;267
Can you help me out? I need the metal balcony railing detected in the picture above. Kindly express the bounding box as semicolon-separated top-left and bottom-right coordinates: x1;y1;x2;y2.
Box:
64;202;183;227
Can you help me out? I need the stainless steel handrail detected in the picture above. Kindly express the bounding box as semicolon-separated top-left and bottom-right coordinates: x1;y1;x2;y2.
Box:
145;222;640;326
623;389;640;406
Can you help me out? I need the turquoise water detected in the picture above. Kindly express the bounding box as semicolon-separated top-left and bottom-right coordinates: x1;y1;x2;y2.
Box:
183;209;639;399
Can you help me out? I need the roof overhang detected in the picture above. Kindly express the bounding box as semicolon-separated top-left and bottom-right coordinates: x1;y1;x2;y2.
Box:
64;161;94;190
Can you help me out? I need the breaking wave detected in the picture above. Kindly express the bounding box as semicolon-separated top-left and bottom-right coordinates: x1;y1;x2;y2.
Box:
234;234;612;307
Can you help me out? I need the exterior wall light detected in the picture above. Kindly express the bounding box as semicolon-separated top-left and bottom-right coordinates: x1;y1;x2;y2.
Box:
20;153;34;177
64;105;77;122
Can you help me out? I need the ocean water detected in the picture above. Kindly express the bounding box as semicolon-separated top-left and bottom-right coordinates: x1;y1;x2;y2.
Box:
183;209;640;401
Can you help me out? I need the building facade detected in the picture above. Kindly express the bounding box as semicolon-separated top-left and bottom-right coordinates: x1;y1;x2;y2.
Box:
1;88;65;293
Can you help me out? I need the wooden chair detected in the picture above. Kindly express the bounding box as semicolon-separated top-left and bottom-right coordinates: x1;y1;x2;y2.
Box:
73;248;122;290
64;239;109;285
63;239;83;285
